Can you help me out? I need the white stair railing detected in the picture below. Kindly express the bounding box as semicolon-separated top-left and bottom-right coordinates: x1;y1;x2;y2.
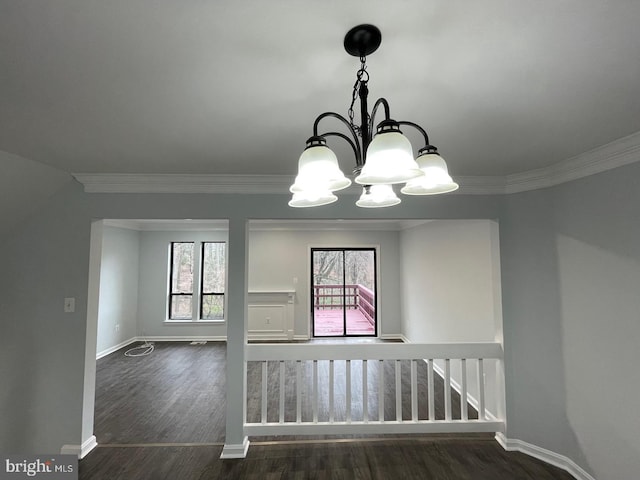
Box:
245;343;504;436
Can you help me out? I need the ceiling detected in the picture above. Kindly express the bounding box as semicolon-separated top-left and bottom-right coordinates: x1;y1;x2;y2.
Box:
2;1;640;180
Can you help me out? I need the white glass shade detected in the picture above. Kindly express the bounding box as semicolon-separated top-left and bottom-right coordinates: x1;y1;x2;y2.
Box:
288;190;337;208
355;184;401;208
289;144;351;193
355;131;423;185
400;153;459;195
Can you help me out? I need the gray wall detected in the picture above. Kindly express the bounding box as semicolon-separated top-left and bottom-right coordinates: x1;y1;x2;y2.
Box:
248;228;402;337
500;161;640;480
96;226;140;355
3;165;639;479
552;168;640;480
137;229;228;338
400;219;500;342
399;219;502;416
0;184;90;454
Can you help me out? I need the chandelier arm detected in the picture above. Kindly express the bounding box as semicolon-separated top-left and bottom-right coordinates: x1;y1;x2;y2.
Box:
397;120;431;146
369;98;391;133
321;131;361;167
313;112;362;164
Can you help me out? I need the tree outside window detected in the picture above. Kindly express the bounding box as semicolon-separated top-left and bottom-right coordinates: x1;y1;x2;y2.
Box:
168;241;226;321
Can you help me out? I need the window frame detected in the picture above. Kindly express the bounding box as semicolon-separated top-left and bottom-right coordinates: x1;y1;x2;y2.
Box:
310;246;378;338
199;241;226;321
168;241;195;321
167;240;227;323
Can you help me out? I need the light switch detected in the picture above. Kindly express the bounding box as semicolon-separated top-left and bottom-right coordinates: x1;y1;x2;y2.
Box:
64;297;75;313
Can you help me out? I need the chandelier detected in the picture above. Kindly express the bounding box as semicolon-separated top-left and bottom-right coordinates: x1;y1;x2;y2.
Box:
289;25;458;208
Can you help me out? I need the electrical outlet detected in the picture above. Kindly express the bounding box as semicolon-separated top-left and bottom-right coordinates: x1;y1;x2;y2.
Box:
115;324;120;332
64;297;75;313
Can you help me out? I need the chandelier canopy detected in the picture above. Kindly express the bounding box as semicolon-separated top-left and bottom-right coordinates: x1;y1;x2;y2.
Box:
289;25;458;208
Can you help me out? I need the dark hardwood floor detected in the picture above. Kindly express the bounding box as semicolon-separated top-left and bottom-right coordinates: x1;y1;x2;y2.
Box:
94;341;227;444
85;342;574;479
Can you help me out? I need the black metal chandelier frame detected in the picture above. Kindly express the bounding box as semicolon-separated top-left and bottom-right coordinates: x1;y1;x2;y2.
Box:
306;24;439;178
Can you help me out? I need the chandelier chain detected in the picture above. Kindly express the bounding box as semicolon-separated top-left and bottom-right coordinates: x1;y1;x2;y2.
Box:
348;56;369;137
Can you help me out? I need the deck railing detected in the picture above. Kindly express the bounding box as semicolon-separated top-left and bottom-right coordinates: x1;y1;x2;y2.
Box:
313;284;375;325
245;342;504;436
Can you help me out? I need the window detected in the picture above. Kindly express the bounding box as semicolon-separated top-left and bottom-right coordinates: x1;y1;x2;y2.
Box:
200;242;225;320
168;241;226;321
169;242;194;320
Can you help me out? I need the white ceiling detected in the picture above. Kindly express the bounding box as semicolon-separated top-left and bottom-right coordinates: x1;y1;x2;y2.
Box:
2;1;640;180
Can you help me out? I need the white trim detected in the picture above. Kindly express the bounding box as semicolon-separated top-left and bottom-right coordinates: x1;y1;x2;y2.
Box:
141;335;227;342
293;334;310;341
495;433;597;480
163;320;226;325
60;435;97;459
505;129;640;194
73;131;640;195
103;218;228;231
379;333;406;342
73;174;293;194
96;337;137;359
246;342;503;362
220;437;250;459
96;336;228;359
245;420;504;436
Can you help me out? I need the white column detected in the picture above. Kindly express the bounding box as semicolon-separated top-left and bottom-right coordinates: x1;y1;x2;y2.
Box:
221;217;250;459
76;221;103;459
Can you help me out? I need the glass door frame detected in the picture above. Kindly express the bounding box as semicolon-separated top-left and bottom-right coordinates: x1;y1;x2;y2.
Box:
310;247;378;338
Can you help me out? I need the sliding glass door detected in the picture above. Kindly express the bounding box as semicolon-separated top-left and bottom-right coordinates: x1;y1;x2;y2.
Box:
311;248;377;337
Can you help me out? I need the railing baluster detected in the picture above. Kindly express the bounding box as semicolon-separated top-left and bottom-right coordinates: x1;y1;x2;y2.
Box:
329;360;334;423
313;360;318;423
395;360;402;422
261;361;267;424
244;343;504;436
346;360;352;423
444;359;452;421
363;359;368;422
296;360;302;424
378;359;384;422
279;360;285;424
477;358;486;420
460;358;468;421
427;359;435;421
411;359;418;422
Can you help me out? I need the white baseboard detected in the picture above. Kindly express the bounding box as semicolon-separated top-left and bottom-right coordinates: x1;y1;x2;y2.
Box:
61;435;97;459
141;335;227;342
495;433;596;480
96;337;138;359
293;334;310;341
220;437;250;459
379;333;406;342
97;336;227;359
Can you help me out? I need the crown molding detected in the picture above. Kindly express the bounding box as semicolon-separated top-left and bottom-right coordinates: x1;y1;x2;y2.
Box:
102;219;229;231
73;131;640;195
72;174;292;194
504;129;640;194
